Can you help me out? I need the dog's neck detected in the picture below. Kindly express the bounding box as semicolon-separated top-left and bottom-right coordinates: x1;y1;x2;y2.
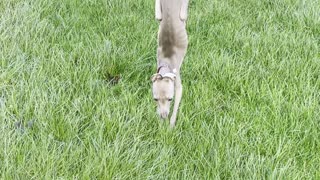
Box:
157;63;174;75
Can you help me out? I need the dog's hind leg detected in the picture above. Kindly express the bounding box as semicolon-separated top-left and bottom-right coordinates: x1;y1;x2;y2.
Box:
179;0;189;21
155;0;162;21
170;73;182;127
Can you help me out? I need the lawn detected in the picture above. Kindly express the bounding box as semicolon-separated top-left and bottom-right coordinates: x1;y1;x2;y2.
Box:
1;0;319;178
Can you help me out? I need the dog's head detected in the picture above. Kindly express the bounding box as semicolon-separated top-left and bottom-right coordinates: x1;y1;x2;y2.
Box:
151;73;176;119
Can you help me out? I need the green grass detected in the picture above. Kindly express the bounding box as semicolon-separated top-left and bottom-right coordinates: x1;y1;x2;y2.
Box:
1;0;320;178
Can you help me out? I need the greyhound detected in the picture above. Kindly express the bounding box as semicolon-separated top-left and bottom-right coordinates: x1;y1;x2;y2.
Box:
151;0;189;127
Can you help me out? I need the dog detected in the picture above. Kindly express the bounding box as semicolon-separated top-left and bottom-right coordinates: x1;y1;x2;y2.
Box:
151;0;189;127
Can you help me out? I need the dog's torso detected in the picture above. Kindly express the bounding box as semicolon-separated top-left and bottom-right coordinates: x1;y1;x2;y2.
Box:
157;0;188;69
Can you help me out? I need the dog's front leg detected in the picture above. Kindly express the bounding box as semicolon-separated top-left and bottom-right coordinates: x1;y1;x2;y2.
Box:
170;74;182;127
155;0;162;21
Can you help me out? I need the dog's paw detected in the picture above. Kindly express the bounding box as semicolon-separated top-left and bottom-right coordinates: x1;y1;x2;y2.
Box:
169;117;176;128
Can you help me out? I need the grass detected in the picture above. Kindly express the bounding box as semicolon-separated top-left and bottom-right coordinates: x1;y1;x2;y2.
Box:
0;0;319;178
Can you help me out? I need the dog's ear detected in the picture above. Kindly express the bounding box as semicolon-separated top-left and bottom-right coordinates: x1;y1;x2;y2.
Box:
155;0;162;21
151;73;162;82
179;0;189;21
162;73;176;81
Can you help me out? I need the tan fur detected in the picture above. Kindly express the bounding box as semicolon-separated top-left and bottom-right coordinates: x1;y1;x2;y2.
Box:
152;0;189;127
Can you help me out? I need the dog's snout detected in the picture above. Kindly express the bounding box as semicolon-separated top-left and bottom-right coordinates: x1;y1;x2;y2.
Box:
160;112;169;119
